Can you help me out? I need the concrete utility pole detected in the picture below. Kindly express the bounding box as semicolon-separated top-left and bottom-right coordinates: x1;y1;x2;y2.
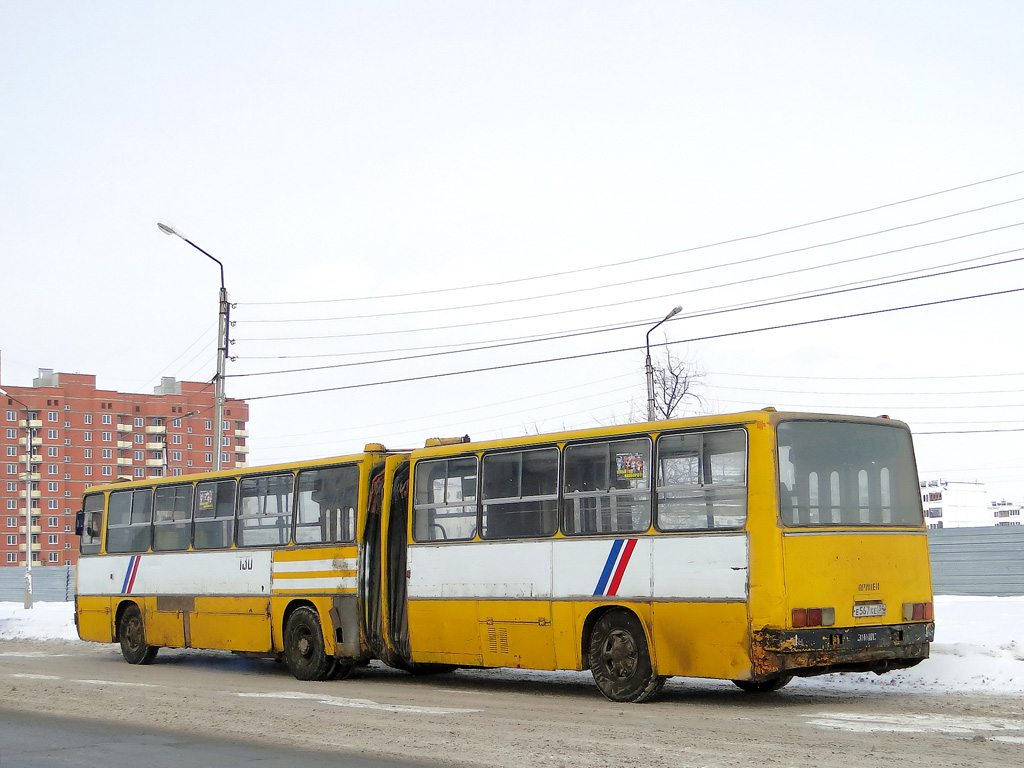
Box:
645;306;683;422
1;387;34;609
157;223;229;471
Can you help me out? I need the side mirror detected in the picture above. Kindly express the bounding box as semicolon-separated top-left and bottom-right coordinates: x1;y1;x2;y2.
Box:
75;509;84;536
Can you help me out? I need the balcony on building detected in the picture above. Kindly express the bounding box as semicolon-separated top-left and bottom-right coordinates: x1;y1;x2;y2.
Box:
145;425;167;435
117;457;133;466
18;525;42;534
18;454;43;463
18;419;43;429
117;440;132;449
234;445;249;454
145;459;164;467
235;429;249;438
116;422;132;432
144;441;163;451
21;472;41;481
21;543;42;552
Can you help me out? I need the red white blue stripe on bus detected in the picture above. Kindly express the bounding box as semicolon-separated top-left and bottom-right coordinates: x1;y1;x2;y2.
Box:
593;538;638;597
121;555;141;594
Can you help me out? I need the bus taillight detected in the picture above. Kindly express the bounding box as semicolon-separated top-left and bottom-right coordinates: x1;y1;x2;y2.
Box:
903;602;933;621
792;607;835;628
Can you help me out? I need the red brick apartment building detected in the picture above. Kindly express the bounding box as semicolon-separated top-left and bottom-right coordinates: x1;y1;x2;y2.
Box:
1;363;249;567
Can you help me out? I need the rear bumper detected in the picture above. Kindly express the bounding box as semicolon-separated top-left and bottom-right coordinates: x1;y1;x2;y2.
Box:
751;621;934;679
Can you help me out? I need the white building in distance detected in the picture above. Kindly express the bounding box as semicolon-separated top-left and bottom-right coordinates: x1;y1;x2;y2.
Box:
990;499;1023;526
920;479;990;528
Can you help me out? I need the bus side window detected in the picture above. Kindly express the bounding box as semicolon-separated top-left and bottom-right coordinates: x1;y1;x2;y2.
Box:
79;493;105;555
153;484;194;551
481;447;558;539
563;438;651;535
295;465;359;544
656;429;747;531
237;473;294;547
106;489;153;553
412;457;478;542
194;480;236;549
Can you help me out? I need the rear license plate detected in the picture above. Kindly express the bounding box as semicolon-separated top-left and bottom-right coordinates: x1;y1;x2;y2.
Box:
853;602;886;618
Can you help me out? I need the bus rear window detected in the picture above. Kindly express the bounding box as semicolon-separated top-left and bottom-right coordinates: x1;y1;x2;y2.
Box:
777;421;923;527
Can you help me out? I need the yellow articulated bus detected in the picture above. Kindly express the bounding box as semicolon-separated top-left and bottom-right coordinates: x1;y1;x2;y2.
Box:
76;409;934;702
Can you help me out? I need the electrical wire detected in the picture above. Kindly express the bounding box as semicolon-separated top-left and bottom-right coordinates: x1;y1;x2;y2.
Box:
228;249;1024;379
236;245;1024;359
236;216;1024;324
237;168;1024;306
238;285;1024;401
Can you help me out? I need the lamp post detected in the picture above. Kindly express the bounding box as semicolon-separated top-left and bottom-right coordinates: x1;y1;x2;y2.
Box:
645;305;683;422
162;410;201;476
1;387;34;609
157;223;229;472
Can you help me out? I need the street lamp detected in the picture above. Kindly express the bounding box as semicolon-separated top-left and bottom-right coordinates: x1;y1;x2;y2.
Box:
0;387;34;609
645;305;683;422
157;223;229;472
162;410;202;475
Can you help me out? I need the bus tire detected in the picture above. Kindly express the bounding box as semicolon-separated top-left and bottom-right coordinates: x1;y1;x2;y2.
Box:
327;659;355;680
284;607;333;681
118;604;159;665
588;609;665;703
732;675;793;693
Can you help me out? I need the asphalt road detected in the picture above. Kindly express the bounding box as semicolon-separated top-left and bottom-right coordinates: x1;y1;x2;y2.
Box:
1;639;1022;768
0;708;437;768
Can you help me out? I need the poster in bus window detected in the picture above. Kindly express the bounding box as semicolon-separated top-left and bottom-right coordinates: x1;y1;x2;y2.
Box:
616;453;645;481
198;489;214;511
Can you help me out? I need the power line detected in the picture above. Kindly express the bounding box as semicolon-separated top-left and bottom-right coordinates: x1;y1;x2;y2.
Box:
237;168;1024;306
710;370;1024;381
239;285;1024;401
235;235;1024;346
236;245;1024;359
916;428;1024;434
237;213;1024;324
228;249;1024;379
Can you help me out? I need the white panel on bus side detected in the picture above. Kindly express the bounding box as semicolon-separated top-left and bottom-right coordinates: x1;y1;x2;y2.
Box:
407;540;554;599
651;534;748;600
406;534;748;601
77;550;273;597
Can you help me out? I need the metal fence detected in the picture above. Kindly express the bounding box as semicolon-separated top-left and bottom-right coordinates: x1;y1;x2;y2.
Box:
927;526;1024;597
0;528;1020;601
0;565;76;602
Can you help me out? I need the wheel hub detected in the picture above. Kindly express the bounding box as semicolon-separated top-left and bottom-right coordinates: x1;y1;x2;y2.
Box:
603;628;638;679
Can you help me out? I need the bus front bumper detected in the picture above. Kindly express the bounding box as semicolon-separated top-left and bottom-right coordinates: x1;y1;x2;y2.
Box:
751;621;935;679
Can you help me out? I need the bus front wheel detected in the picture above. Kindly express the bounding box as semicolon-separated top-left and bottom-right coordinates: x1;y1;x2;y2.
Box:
588;609;665;703
284;607;333;681
118;604;159;665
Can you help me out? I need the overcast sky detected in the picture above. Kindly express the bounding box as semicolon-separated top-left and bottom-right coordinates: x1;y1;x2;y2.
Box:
2;1;1023;501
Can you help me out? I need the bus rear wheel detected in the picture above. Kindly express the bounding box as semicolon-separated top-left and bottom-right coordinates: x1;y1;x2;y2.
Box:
588;609;665;703
284;607;333;681
732;675;793;693
118;604;159;665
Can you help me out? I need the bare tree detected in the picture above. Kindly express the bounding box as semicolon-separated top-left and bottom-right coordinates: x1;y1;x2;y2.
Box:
636;344;705;422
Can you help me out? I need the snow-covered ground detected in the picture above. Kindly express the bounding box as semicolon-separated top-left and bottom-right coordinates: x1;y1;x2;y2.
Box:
1;596;1021;696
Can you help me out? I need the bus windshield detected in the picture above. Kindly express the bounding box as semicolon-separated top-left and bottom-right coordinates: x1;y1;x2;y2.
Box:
777;420;922;527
